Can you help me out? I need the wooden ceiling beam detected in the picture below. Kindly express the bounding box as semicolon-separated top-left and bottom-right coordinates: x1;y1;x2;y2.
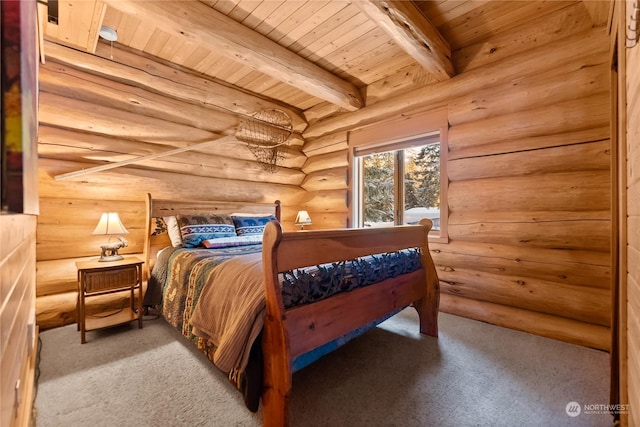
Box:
353;0;454;81
43;40;307;132
102;0;364;111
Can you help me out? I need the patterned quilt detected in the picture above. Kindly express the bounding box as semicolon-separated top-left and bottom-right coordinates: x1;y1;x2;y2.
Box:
151;245;263;365
148;244;424;412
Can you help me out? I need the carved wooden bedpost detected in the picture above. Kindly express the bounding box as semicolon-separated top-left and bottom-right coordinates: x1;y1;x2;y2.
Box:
416;218;440;337
261;221;292;426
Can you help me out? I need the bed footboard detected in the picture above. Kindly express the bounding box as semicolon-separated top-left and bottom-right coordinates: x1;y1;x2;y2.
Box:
260;220;439;427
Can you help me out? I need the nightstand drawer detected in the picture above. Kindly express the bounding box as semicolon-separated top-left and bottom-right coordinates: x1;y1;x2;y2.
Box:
84;267;137;293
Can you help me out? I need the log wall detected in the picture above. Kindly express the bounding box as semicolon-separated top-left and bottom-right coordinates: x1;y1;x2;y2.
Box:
36;43;307;329
302;16;612;348
1;215;37;427
36;3;613;354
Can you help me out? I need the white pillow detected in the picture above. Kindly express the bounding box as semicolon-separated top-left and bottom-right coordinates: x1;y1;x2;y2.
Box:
163;216;183;247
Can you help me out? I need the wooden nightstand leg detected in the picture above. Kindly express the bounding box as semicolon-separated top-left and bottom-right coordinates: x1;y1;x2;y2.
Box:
78;271;87;343
77;291;80;332
137;269;143;329
80;292;86;344
77;271;81;332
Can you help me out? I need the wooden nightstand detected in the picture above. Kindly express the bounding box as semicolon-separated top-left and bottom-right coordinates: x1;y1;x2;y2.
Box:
76;256;144;343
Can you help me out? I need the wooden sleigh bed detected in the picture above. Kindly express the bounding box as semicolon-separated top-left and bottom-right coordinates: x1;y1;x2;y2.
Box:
143;194;440;426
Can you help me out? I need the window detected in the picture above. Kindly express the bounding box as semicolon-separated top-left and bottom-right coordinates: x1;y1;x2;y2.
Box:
349;111;448;241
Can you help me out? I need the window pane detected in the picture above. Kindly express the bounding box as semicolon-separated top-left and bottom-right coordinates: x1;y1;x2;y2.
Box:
362;152;394;227
403;144;440;230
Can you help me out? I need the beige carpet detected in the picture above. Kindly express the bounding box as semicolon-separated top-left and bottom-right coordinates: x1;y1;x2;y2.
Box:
34;309;612;426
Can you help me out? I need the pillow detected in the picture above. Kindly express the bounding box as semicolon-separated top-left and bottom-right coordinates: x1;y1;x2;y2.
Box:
150;217;167;236
231;214;277;236
176;214;237;248
202;234;264;249
163;216;183;247
150;217;172;249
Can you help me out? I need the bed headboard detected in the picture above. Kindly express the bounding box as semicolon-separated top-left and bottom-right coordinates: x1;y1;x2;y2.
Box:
143;193;281;276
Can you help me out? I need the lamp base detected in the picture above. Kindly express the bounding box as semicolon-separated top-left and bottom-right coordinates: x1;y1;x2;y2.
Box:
98;236;128;262
98;254;124;262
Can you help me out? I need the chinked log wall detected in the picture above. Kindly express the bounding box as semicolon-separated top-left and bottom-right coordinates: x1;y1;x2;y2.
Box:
36;41;309;329
302;14;611;349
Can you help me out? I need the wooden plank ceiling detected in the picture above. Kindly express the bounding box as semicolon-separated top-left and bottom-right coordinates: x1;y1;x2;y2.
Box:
41;0;609;131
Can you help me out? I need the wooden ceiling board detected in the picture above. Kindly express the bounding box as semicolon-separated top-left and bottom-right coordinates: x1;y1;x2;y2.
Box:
251;2;308;35
200;0;217;8
106;13;141;48
263;83;326;111
170;40;202;65
41;0;606;132
279;89;326;112
348;47;418;86
302;12;376;62
101;6;123;35
124;20;156;52
319;27;395;74
209;0;242;16
267;1;334;47
44;0;105;52
332;25;397;63
142;29;172;59
223;0;262;22
158;37;190;62
420;1;484;28
237;71;282;94
238;1;284;30
189;51;224;75
206;58;254;85
182;46;214;70
226;70;314;111
286;4;361;55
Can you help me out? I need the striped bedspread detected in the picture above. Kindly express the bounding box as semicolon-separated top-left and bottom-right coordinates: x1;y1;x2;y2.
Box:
189;251;265;374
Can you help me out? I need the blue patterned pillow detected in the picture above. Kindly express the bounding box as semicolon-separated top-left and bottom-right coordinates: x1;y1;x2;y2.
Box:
231;214;277;236
176;214;237;248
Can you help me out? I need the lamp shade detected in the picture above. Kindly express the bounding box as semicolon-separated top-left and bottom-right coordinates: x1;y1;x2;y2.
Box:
294;210;312;226
92;212;129;235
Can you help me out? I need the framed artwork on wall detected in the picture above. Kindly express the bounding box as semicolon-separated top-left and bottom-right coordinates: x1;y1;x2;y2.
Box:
1;0;39;214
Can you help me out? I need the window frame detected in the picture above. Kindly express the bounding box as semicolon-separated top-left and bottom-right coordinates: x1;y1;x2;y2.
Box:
348;110;449;243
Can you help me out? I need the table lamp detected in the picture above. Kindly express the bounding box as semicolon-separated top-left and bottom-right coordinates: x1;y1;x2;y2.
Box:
92;212;129;261
294;210;312;230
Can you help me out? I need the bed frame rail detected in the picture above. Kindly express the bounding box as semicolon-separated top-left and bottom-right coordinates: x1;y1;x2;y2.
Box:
261;219;440;427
